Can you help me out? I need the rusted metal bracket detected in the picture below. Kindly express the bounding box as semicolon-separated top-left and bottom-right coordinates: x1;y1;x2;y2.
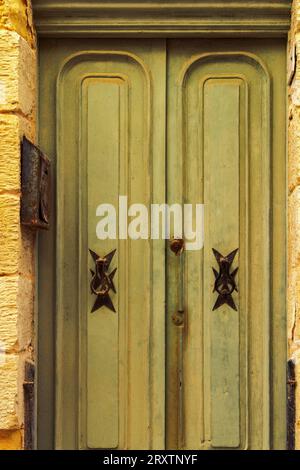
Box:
21;137;50;230
287;358;296;450
23;360;35;450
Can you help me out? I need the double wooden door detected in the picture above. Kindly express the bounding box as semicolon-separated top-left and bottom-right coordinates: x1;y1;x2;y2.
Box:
38;38;286;449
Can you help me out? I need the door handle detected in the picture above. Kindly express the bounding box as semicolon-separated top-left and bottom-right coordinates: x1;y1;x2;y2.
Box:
89;248;117;313
212;248;238;311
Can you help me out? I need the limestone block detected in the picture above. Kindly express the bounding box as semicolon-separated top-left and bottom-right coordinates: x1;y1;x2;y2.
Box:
0;276;18;350
0;429;22;450
288;105;300;192
0;30;36;117
287;268;300;354
17;276;34;352
288;188;300;350
0;353;19;429
18;33;36;118
0;274;34;353
0;194;20;275
0;0;35;47
0;115;20;192
19;112;35;143
288;187;300;271
0;113;35;193
19;226;35;278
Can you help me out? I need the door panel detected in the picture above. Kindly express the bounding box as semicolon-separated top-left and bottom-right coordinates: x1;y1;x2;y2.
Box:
38;39;166;449
204;78;242;448
166;39;286;450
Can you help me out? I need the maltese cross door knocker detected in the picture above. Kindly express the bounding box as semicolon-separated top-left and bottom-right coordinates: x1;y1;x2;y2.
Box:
212;248;239;311
89;248;117;313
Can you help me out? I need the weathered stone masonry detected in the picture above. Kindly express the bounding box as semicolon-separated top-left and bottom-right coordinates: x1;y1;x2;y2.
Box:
0;0;36;450
288;0;300;450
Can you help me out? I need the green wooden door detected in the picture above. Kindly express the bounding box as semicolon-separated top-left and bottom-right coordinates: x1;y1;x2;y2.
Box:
38;38;286;450
166;39;286;450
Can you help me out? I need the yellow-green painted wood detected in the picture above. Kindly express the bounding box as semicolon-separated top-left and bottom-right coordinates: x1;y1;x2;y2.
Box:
86;79;121;448
166;38;286;450
38;39;166;450
38;37;286;450
32;1;292;37
204;81;241;447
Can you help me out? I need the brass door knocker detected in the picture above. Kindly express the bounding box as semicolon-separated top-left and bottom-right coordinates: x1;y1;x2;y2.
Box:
212;248;238;311
89;248;117;313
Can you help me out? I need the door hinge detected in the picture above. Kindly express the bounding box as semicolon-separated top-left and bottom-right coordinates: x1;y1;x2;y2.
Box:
287;358;296;450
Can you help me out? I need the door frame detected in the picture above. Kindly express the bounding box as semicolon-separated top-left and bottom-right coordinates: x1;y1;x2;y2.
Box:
32;1;291;37
33;0;291;449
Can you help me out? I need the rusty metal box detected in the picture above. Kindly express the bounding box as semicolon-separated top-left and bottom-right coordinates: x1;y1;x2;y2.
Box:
21;137;50;229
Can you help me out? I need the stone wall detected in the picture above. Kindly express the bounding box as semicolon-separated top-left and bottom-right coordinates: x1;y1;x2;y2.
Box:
288;0;300;450
0;0;36;450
